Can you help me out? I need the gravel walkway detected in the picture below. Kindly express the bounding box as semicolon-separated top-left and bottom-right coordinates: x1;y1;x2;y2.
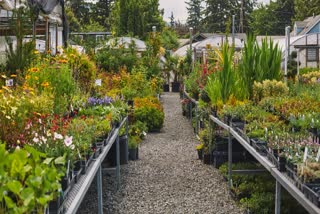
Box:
78;93;242;214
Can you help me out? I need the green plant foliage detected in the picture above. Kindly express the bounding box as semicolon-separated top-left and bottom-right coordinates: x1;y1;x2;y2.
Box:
134;97;164;132
128;135;140;149
205;43;240;106
160;27;180;50
111;0;164;38
134;107;164;132
64;48;97;94
95;41;140;73
238;36;282;99
25;60;79;115
0;143;65;213
5;8;36;81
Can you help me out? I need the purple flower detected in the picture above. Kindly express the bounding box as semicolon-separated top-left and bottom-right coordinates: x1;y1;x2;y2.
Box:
87;96;113;106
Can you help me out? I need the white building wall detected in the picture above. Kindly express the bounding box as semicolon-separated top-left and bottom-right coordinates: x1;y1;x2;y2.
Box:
49;25;63;55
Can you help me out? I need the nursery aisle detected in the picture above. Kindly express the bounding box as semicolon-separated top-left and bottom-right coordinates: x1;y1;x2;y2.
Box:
78;93;242;214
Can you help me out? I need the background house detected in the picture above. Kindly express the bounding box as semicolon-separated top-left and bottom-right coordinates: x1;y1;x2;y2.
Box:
0;0;65;63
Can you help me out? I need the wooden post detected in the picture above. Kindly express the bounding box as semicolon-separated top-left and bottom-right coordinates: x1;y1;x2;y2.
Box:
56;23;58;55
45;17;49;52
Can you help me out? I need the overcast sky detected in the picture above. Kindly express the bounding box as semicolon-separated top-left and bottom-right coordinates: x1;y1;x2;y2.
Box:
159;0;271;23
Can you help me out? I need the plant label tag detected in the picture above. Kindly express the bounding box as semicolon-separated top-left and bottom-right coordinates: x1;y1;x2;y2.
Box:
95;79;102;86
5;79;13;87
316;148;320;162
303;147;308;162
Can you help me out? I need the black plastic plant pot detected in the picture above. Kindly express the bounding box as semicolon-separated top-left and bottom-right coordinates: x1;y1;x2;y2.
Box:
203;153;212;165
48;196;62;213
129;148;138;161
73;160;81;172
127;100;134;108
171;82;180;92
303;183;320;208
120;135;128;165
197;149;203;160
210;107;217;116
163;84;170;92
112;121;120;129
199;120;205;129
61;176;70;192
278;156;286;172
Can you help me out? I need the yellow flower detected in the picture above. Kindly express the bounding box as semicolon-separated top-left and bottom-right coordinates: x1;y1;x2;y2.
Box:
1;74;7;79
34;50;40;54
41;82;50;88
10;74;17;78
29;67;39;73
0;89;3;93
2;86;11;92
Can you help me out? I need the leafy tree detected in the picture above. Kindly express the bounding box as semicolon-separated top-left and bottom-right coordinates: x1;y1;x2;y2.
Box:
249;0;294;35
91;0;114;30
276;0;295;32
111;0;164;38
65;7;82;32
294;0;320;21
186;0;203;31
160;28;179;50
203;0;255;33
250;3;279;35
66;0;90;25
6;8;35;81
170;12;175;28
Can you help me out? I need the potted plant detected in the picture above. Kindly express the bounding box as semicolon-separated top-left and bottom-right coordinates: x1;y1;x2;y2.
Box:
199;128;212;164
196;143;204;159
128;135;140;161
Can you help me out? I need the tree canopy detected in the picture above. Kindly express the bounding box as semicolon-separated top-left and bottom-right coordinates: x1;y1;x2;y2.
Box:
111;0;165;38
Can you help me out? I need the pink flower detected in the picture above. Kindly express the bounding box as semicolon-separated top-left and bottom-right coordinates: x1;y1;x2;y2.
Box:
54;132;63;140
64;136;73;147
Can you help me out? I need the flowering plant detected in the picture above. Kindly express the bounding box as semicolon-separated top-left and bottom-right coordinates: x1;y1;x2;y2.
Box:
87;96;113;106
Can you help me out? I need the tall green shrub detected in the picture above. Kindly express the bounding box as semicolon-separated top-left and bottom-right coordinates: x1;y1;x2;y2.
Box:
238;36;282;99
205;43;239;105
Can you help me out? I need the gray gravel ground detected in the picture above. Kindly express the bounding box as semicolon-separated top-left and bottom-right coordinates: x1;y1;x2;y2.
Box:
78;93;242;214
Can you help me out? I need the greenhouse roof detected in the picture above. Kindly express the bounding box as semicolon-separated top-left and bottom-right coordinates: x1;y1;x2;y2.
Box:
105;37;147;52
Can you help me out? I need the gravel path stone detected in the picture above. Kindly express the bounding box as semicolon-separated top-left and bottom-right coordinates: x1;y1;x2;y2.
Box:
78;93;242;214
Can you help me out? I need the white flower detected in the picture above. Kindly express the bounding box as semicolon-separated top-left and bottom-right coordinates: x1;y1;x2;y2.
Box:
33;137;39;143
54;132;63;140
64;136;73;147
41;136;47;143
38;118;42;124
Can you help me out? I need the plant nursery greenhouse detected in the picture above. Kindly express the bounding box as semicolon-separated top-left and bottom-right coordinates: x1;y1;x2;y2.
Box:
1;0;320;213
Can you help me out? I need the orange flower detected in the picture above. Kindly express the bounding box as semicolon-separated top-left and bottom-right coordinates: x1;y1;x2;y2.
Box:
58;59;68;64
41;81;50;88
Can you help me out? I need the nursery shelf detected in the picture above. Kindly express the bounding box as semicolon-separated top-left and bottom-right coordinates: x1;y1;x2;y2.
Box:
209;115;320;214
64;117;128;214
